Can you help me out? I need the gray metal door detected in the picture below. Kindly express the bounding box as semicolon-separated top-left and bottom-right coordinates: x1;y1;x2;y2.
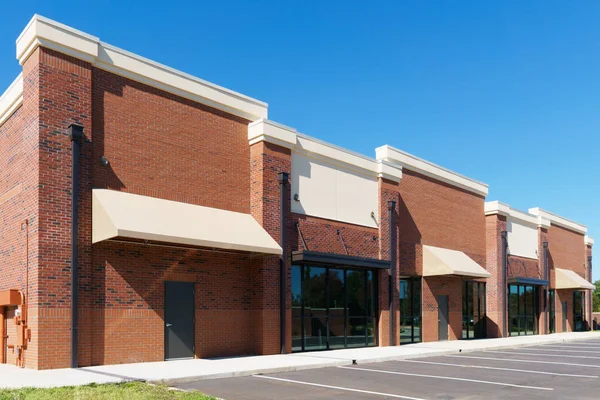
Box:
562;301;567;332
438;295;449;341
165;281;195;360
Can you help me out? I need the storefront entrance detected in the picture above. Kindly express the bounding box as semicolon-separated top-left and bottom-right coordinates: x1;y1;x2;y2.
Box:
291;265;378;352
508;284;539;336
399;278;422;344
463;281;487;339
573;291;586;332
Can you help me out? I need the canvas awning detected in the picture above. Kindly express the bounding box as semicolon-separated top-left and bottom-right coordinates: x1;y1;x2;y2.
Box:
92;189;282;255
423;245;491;278
555;268;595;290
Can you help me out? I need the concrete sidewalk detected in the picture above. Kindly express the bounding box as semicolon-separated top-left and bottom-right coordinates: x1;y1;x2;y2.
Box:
1;331;599;389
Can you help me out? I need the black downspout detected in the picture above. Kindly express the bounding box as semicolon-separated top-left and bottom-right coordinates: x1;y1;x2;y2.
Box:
69;124;83;369
388;201;396;346
500;231;508;337
278;172;289;354
543;242;549;334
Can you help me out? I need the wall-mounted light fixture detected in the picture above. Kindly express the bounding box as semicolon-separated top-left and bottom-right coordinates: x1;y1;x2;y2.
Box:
293;193;300;201
100;156;109;167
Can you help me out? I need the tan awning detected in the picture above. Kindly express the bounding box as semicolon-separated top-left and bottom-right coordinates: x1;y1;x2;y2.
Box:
555;268;595;290
423;245;491;278
92;189;282;255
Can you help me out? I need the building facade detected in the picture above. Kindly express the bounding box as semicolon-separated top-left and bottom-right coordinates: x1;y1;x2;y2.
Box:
0;16;595;370
485;203;595;338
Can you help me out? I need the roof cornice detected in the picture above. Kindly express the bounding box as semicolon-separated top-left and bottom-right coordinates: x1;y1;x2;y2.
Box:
248;119;403;182
375;145;488;197
585;236;594;246
485;201;550;228
0;74;23;126
15;15;268;121
528;207;587;235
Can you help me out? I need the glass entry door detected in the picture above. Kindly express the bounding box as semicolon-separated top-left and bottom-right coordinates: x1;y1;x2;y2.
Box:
508;284;539;336
291;265;377;352
548;290;555;333
573;291;585;332
399;278;421;344
463;281;487;339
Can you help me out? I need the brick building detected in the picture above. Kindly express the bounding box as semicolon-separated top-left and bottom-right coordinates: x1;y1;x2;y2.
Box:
0;15;595;370
485;202;595;337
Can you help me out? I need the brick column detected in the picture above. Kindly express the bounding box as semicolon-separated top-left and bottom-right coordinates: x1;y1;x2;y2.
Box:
586;243;593;330
485;214;507;338
378;178;400;346
538;227;549;334
23;47;92;369
249;140;292;354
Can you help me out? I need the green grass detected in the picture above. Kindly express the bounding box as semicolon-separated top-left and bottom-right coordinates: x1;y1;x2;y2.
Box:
0;382;216;400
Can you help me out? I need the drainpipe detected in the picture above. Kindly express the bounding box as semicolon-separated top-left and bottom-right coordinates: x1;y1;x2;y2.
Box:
501;231;508;337
278;172;289;354
543;242;549;333
388;201;396;346
69;124;83;368
588;256;593;330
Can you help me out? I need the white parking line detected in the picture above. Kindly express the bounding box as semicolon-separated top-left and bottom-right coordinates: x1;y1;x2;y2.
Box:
541;345;600;350
485;350;600;360
519;348;600;354
400;359;598;378
447;354;600;368
253;375;425;400
338;366;553;391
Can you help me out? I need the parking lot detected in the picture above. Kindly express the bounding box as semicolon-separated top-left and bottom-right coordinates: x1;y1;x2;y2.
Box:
175;338;600;399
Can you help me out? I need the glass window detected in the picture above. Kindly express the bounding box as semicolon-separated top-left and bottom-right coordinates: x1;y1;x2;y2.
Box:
508;284;540;337
463;282;487;340
549;289;555;334
400;278;422;344
291;265;377;352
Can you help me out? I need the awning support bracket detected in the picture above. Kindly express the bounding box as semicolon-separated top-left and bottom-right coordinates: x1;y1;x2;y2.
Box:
337;229;349;256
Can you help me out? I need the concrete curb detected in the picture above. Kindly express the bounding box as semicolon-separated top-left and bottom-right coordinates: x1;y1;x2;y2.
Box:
150;359;352;386
153;333;600;385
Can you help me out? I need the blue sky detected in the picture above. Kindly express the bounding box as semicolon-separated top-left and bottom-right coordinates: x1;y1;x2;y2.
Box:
1;1;598;279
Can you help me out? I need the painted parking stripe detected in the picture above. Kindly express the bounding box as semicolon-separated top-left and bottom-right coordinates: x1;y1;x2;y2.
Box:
338;366;552;391
447;354;600;368
400;359;598;378
252;375;425;400
541;345;600;350
519;348;600;354
485;350;600;359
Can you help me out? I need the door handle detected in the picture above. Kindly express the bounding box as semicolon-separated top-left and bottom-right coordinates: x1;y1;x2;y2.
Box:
166;323;172;327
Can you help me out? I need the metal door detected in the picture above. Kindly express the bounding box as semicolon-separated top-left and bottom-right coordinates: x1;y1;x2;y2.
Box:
165;281;195;360
562;301;567;332
438;295;449;341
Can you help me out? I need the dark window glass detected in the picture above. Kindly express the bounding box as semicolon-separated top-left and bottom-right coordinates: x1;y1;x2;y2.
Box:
549;290;555;333
291;265;377;352
347;270;366;316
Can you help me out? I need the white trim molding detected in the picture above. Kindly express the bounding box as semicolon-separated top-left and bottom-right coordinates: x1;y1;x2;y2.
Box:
485;201;551;228
0;74;23;126
585;236;594;246
248;119;403;182
528;207;587;235
375;145;488;197
16;15;268;121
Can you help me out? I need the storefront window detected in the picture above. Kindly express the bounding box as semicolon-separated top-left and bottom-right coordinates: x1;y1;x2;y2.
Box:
508;284;539;336
463;281;486;339
399;278;421;344
291;265;378;352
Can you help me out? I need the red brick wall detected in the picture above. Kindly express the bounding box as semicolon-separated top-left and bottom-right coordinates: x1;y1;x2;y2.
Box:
422;276;463;341
507;255;541;279
548;224;586;276
397;170;486;277
91;68;251;213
